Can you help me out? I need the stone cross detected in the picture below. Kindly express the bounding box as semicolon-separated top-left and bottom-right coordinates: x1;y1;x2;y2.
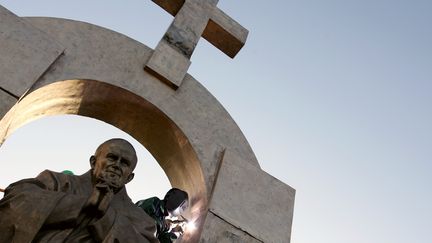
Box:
145;0;248;89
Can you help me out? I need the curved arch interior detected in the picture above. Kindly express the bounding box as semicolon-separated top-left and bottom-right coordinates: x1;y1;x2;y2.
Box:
0;114;171;202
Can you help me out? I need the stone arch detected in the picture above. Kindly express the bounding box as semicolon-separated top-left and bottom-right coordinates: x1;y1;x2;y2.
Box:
1;78;206;203
0;12;295;242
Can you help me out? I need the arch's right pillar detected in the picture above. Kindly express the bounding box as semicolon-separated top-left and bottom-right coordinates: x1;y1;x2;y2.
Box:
201;149;295;243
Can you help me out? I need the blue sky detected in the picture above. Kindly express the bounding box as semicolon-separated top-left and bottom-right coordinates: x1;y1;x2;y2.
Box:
0;1;431;243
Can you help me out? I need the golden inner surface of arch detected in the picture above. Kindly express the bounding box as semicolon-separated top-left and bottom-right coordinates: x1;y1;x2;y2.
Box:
0;79;207;236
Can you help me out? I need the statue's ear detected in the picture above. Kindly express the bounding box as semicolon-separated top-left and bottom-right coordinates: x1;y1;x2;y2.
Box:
90;155;96;168
126;173;134;184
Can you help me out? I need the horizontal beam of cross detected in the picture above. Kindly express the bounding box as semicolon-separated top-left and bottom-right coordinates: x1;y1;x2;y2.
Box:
146;0;248;89
153;0;248;58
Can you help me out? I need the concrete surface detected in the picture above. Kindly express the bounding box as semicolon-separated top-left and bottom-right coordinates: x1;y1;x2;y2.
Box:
200;212;262;243
0;5;64;97
209;149;296;243
0;89;17;118
147;0;248;88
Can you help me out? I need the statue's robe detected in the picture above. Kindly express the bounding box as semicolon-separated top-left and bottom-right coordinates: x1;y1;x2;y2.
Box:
0;170;158;243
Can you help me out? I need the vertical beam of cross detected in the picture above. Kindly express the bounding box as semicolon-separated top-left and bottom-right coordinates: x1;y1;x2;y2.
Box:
146;0;248;89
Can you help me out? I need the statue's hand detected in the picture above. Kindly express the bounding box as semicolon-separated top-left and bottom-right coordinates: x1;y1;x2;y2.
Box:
85;182;114;216
97;185;114;215
95;182;112;195
86;186;101;208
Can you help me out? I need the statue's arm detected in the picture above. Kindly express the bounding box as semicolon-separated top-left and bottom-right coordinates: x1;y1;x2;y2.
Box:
42;193;88;226
0;175;65;242
87;206;117;242
86;202;158;243
34;170;88;226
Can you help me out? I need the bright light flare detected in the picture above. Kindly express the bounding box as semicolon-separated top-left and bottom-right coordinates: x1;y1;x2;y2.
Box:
165;215;197;235
186;220;197;232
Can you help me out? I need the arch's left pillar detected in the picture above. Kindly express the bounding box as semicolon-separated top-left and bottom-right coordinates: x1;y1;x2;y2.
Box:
0;5;64;118
0;90;16;119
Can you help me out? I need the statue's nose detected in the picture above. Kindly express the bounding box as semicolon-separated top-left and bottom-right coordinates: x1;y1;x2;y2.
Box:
109;158;121;168
113;160;121;167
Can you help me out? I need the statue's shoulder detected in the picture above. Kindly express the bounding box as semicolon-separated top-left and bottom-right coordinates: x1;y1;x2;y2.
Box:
36;169;69;181
3;170;63;194
36;169;60;178
36;169;80;191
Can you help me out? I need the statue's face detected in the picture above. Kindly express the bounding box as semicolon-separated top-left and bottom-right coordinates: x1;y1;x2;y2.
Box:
90;140;137;189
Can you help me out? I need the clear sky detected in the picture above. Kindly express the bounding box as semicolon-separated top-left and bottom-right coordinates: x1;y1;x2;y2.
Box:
0;1;431;243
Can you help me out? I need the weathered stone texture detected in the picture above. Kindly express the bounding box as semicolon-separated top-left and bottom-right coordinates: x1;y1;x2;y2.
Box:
0;5;64;97
145;40;192;88
203;8;248;58
153;0;248;58
209;149;296;243
146;0;248;88
199;212;262;243
0;90;17;118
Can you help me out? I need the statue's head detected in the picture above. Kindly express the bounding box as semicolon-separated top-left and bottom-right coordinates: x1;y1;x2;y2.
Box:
164;188;189;216
90;138;137;190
